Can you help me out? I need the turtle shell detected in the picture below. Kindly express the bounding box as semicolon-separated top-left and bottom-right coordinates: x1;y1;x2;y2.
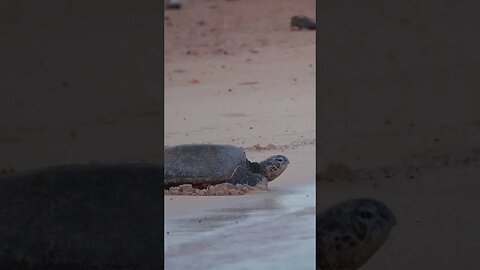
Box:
164;144;247;187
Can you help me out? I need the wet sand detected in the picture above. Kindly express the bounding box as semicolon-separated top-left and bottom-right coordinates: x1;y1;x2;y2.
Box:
165;184;315;270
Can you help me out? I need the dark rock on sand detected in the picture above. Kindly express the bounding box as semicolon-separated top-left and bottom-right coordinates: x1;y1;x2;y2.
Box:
291;15;316;30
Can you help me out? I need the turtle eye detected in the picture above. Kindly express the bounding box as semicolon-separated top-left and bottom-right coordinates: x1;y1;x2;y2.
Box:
276;158;284;162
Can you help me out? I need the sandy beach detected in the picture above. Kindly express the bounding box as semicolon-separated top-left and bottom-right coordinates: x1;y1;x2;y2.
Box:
164;0;316;269
317;1;480;269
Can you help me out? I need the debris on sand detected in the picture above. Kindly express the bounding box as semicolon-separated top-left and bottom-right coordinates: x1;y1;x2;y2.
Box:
165;2;181;10
318;162;353;182
291;15;316;30
244;143;277;151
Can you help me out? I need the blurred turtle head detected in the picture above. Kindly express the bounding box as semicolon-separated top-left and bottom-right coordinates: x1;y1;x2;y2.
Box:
353;199;397;230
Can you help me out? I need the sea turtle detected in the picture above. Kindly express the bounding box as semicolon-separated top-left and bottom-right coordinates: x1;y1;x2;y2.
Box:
317;198;397;270
164;144;289;189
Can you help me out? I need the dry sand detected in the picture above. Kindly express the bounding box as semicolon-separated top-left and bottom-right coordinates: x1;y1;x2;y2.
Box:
164;0;315;269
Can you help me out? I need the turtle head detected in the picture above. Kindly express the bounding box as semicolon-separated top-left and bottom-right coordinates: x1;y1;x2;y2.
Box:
352;198;397;232
259;155;289;181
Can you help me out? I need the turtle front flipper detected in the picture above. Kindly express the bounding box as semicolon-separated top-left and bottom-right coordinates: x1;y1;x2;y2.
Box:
225;166;268;190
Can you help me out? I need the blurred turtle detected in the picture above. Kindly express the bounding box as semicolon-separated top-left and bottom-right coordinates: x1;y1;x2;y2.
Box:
317;198;397;270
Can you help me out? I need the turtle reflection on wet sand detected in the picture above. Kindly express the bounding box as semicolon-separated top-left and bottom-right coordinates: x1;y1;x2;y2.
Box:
164;144;290;189
317;198;397;270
